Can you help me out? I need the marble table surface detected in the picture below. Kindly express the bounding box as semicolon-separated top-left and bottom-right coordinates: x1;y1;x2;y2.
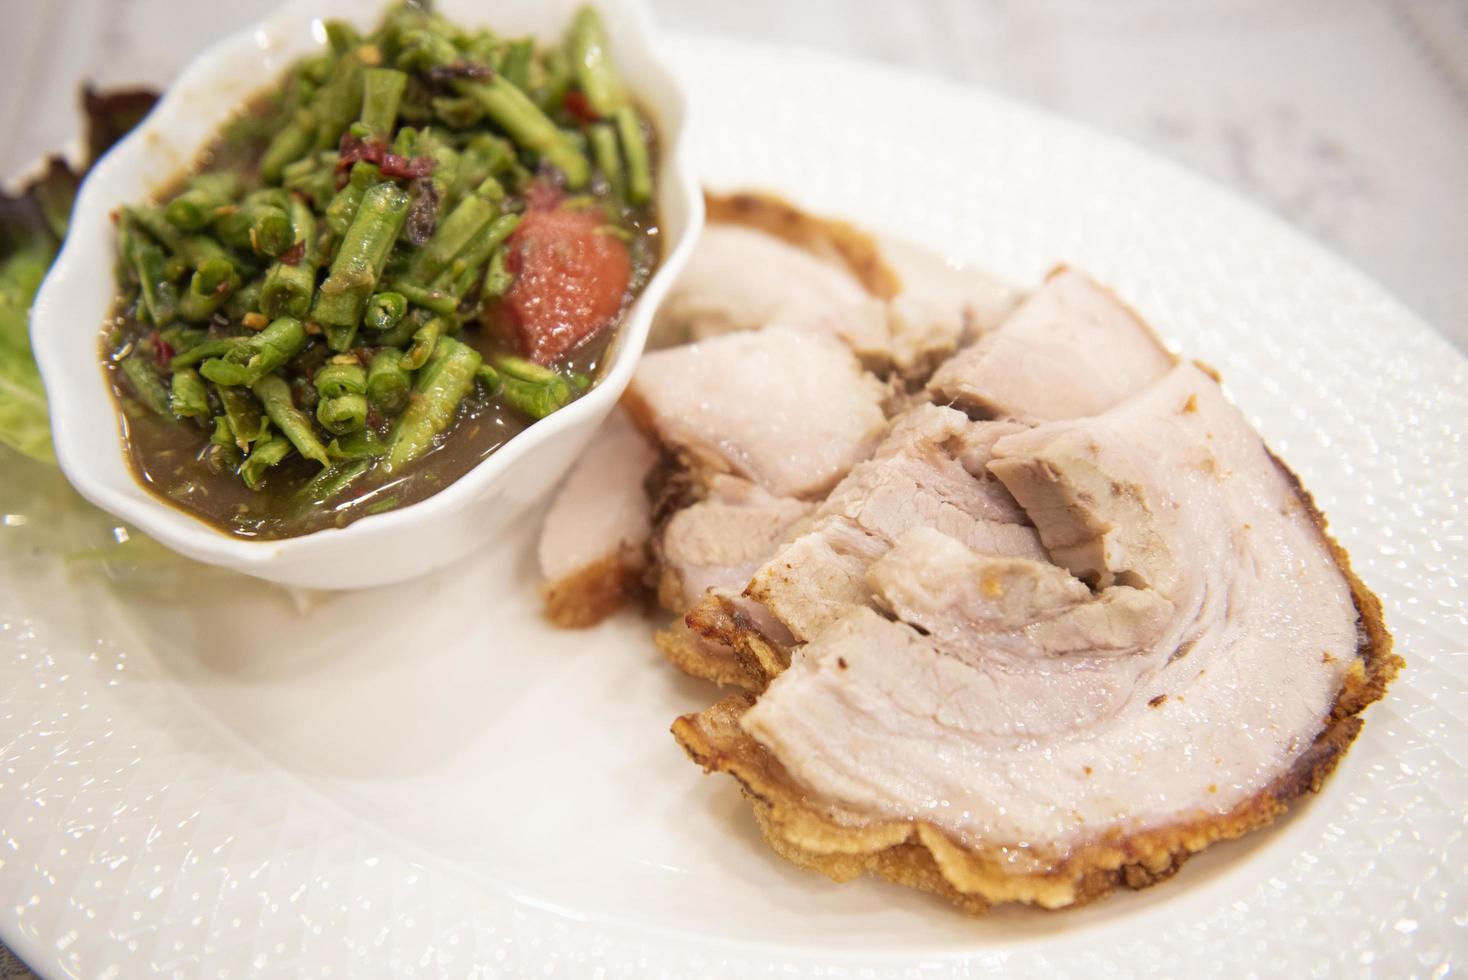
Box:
0;1;1463;975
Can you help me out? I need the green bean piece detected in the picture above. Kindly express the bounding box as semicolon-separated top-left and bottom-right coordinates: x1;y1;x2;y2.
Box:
324;161;380;238
431;95;484;129
289;459;370;517
216;199;294;257
481;246;514;299
614;107;652;205
204;416;244;475
404;193;496;285
327;428;386;462
391;281;455;316
475;363;501;395
364;292;406;332
178;257;240;323
312;52;365;151
120;215;178;326
494;354;574;420
225;278;264;321
458;133;522;189
164;173;241;230
323;20;362;55
169;368;212;420
316;393;367;435
395;28;458;73
316;359;366;398
433;212;521;297
176;234;239;276
240;433;293;490
360;68;408;141
252;374;329;467
384;336;482;473
588;122;624;200
120;355;173;417
536;47;574;114
366;348;412;414
199;317;308;387
169;336;246;371
260;198;320;319
216;383;269;449
281;150;337;210
312;181;410;342
402;317;443;371
160;325;209;356
568;7;626;117
501;38;533;90
124;205;185;253
453;76;591;188
261;108;317;183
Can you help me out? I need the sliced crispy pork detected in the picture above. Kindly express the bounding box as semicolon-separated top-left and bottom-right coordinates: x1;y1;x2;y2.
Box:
866;238;1020;377
649;224;888;349
676;362;1397;912
928;267;1174;421
741;405;1046;647
623;326;888;499
654;476;815;612
538;409;658;627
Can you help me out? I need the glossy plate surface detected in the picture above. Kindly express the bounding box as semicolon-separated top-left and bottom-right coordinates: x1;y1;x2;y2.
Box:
1;35;1464;978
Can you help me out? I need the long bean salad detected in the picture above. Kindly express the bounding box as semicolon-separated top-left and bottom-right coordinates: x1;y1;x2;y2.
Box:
103;3;658;539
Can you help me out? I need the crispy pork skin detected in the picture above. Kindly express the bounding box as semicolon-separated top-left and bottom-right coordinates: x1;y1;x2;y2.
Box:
928;267;1174;421
678;363;1398;911
538;409;658;627
623;326;888;499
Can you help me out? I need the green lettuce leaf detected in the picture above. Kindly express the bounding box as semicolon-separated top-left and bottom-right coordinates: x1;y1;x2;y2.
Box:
0;238;54;462
0;88;156;464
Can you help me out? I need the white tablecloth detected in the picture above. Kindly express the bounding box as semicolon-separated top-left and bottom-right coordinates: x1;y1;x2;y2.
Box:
0;2;1463;975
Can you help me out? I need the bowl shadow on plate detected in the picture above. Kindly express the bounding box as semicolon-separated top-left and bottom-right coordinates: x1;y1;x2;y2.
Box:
97;515;562;780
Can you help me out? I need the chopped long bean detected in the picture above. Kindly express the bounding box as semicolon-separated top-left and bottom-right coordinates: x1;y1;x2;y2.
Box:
312;181;409;344
384;336;482;472
494;354;574;420
614;106;652;205
252;374;330;466
165;173;241;230
568;7;626;117
366;348;412;414
169;368;211;419
199;316;307;387
121;355;172;417
453;76;590;188
240;433;293;489
260;198;320;318
360;68;408;140
216;383;268;449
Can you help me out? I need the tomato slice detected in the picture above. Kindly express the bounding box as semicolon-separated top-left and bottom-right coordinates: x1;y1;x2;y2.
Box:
500;205;632;364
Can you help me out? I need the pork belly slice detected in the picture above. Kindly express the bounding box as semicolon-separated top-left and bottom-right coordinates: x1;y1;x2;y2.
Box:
859;238;1021;378
654;476;815;612
649;224;888;349
676;363;1398;912
624;325;888;499
538;409;658;627
928;267;1174;421
744;405;1046;646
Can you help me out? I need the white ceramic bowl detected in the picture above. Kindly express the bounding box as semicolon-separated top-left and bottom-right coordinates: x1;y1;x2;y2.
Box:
31;0;701;589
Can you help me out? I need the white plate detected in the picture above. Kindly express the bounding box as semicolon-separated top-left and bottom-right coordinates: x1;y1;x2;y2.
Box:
2;35;1464;979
